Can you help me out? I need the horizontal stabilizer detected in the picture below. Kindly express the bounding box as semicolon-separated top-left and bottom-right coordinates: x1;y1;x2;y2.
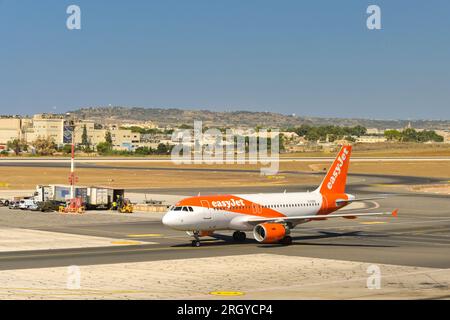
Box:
335;195;391;205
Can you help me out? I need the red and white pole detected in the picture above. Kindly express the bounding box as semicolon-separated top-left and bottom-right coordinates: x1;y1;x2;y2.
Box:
70;131;75;199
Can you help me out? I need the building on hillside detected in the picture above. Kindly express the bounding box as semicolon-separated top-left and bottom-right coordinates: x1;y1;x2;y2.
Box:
435;130;450;143
73;120;99;145
120;121;157;129
72;122;141;151
109;127;141;151
366;128;381;135
0;118;23;148
23;115;64;146
356;136;387;143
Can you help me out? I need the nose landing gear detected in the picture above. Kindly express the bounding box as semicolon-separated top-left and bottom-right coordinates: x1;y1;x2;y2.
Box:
191;231;201;247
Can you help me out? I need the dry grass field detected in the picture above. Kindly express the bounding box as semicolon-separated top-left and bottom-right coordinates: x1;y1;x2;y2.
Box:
0;159;449;191
283;143;450;157
0;166;321;190
1;143;449;191
93;160;450;179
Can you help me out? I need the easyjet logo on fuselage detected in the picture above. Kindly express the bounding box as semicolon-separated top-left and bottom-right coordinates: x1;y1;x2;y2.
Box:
212;198;245;209
327;147;349;190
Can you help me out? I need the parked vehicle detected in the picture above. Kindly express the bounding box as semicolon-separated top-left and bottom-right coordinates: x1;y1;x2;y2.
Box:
34;185;88;204
87;187;119;209
0;199;10;206
9;201;20;209
28;202;40;211
36;200;62;212
19;199;37;210
34;184;125;210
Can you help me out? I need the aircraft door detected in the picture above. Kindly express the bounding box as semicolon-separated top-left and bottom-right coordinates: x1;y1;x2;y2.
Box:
252;203;262;214
200;200;212;220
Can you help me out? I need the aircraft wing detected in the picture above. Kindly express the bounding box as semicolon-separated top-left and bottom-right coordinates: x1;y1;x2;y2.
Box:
245;209;398;224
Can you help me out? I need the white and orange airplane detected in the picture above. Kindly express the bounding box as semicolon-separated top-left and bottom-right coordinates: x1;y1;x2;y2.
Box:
162;145;397;247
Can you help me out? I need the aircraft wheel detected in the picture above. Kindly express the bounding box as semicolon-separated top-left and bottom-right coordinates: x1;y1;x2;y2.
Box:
191;240;200;247
233;231;246;242
281;236;292;245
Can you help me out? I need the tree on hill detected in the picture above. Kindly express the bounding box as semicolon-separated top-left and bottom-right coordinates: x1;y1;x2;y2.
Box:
290;125;367;142
80;125;93;152
7;139;27;155
32;137;57;156
105;131;113;146
96;141;112;154
156;143;169;154
384;129;443;142
81;125;88;145
384;129;402;141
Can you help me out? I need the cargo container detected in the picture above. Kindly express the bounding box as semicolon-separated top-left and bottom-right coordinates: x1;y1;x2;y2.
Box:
34;185;124;210
34;185;87;204
87;187;111;209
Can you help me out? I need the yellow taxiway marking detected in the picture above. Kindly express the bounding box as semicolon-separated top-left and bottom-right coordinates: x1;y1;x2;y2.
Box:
111;240;142;245
127;234;163;238
0;287;146;295
360;221;387;225
210;291;245;296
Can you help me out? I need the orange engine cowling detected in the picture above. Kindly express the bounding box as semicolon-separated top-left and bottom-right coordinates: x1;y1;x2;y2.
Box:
253;223;286;243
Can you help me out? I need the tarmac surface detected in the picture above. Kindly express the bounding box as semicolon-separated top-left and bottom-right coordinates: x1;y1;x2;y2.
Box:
0;158;449;299
0;171;449;272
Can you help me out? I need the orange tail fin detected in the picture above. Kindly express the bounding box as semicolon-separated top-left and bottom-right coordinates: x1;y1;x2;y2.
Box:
317;145;352;194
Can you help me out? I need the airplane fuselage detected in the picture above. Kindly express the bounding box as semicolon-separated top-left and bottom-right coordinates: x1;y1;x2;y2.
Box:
162;191;354;232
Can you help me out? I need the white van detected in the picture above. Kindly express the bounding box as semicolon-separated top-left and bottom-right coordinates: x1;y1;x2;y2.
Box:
19;199;36;210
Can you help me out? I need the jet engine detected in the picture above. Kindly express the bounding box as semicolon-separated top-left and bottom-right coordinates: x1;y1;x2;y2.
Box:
253;223;286;243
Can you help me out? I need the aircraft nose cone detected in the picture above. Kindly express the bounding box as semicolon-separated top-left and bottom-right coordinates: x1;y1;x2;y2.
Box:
162;211;182;229
162;212;173;227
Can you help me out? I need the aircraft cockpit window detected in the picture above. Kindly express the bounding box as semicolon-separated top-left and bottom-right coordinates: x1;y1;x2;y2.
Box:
182;207;189;211
188;207;194;212
173;206;182;211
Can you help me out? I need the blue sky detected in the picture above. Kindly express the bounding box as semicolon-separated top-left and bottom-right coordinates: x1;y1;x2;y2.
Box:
0;0;449;119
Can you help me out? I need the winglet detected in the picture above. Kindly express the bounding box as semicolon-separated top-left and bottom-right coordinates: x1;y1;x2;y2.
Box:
392;209;399;217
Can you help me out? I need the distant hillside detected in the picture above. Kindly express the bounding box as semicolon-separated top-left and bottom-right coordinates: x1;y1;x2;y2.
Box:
69;106;450;130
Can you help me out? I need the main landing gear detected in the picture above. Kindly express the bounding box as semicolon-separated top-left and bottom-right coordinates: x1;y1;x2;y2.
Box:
189;231;247;247
280;236;292;245
191;240;201;247
232;231;247;242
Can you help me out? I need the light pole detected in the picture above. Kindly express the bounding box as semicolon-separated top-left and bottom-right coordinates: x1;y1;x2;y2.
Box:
66;118;77;200
70;130;75;199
